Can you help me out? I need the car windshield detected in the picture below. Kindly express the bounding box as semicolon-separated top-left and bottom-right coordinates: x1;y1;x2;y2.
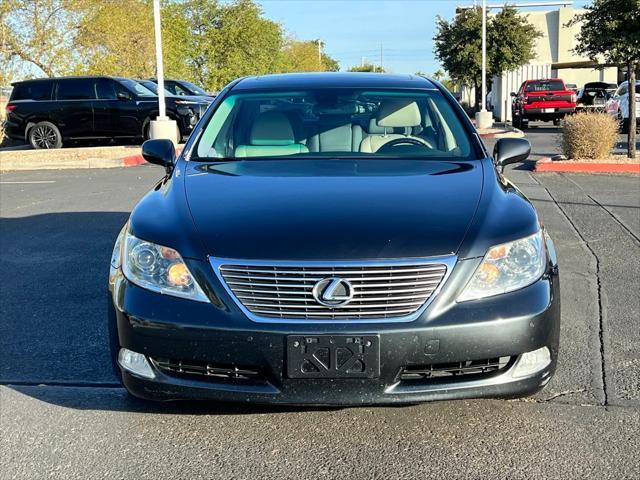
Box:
525;80;565;92
138;80;172;96
119;79;155;97
192;88;476;161
182;81;208;95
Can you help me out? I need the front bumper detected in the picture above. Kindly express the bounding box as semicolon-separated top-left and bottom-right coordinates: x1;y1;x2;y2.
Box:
109;254;560;405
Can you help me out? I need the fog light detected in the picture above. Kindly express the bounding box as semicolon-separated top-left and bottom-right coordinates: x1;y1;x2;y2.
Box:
512;347;551;378
118;348;155;379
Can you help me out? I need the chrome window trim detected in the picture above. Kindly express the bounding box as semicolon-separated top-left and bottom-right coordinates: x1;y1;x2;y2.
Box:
209;255;457;324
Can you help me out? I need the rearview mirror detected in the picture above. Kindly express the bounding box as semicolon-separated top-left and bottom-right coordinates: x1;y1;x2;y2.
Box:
493;138;531;173
117;91;131;101
141;139;176;173
510;92;517;97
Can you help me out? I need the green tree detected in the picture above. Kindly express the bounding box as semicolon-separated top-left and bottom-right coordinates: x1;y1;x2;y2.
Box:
348;63;384;73
434;6;541;109
277;39;339;73
1;0;82;77
73;0;156;78
572;0;640;158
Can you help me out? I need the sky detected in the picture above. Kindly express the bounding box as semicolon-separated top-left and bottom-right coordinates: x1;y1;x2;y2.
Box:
257;0;588;75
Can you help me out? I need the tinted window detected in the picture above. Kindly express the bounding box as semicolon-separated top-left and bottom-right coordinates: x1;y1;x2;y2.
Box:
116;79;155;97
194;88;475;161
165;81;189;96
525;80;565;92
57;79;96;100
96;79;116;100
10;81;53;101
180;80;208;96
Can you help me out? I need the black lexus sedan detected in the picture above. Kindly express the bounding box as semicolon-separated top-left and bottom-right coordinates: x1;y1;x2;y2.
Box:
108;73;560;405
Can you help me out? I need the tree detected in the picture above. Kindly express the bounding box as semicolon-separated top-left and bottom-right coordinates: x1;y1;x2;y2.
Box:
1;0;82;77
277;39;339;73
348;63;384;73
572;0;640;158
73;0;156;78
434;6;541;109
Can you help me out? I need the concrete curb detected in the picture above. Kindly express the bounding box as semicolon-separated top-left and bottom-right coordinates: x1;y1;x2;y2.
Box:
534;156;640;174
0;145;183;172
478;128;525;139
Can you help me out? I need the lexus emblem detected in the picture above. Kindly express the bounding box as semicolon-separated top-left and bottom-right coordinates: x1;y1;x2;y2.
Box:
312;277;354;307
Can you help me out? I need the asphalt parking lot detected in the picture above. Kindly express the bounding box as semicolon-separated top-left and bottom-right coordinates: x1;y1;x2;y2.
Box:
1;131;639;478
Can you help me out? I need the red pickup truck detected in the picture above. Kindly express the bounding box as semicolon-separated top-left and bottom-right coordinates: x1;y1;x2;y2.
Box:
511;79;577;129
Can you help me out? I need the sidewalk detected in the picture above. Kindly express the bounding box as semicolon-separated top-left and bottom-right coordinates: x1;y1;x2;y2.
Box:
472;120;524;139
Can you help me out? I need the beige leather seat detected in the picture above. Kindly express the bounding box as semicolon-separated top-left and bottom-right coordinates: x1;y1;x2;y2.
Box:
359;99;431;153
235;111;309;158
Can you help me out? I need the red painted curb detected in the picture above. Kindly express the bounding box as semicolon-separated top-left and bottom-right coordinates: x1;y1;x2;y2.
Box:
534;157;640;173
120;146;184;167
121;154;146;167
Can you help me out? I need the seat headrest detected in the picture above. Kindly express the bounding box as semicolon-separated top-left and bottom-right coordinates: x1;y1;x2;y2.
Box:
250;111;294;146
377;99;421;128
368;118;387;134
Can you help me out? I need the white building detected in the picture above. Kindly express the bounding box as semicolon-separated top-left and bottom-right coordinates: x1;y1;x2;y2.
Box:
490;6;620;122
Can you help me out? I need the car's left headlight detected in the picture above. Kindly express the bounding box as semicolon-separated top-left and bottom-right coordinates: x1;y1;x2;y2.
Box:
458;230;546;302
119;230;209;303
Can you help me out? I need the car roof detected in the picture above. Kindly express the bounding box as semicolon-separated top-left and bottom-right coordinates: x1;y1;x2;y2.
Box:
232;72;437;91
11;75;130;86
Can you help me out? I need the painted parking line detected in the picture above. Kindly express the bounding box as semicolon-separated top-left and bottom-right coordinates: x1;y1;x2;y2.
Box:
0;181;57;184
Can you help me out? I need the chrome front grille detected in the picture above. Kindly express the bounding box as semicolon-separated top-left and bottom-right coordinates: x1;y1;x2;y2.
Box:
215;259;452;322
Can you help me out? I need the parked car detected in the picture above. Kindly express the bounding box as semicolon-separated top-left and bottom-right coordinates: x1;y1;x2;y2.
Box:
605;80;640;133
565;83;578;93
4;76;209;149
135;79;213;106
511;78;577;129
576;82;617;112
148;78;215;99
108;72;560;405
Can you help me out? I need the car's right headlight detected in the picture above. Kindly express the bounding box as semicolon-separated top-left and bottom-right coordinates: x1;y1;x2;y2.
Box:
121;231;209;303
457;230;546;302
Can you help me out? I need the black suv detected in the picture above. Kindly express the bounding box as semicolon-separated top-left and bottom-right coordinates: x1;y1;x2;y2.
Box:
4;76;210;149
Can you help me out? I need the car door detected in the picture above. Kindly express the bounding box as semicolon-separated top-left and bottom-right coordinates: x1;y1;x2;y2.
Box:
54;78;95;139
110;80;146;138
92;78;119;138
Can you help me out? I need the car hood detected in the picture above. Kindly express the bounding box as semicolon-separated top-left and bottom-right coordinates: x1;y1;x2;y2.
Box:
183;159;483;260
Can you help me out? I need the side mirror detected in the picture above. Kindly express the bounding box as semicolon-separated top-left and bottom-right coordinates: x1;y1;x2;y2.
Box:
510;92;517;97
117;91;132;101
493;138;531;173
141;139;176;173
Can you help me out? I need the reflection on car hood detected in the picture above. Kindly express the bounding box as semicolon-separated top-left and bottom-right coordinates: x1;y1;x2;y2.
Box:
184;159;483;260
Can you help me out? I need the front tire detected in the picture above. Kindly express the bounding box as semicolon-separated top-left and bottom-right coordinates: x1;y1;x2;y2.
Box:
28;121;62;149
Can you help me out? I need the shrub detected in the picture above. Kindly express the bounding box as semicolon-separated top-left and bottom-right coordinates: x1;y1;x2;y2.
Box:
561;112;619;160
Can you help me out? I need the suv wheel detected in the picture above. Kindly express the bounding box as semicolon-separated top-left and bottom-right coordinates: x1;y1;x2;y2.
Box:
28;121;63;149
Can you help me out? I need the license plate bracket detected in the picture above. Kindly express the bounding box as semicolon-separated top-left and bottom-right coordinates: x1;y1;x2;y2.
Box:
286;335;380;379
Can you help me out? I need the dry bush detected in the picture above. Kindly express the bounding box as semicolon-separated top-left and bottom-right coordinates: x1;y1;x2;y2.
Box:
561;112;619;160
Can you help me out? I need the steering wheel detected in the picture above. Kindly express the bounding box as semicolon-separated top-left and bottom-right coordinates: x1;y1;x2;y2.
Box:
376;137;434;153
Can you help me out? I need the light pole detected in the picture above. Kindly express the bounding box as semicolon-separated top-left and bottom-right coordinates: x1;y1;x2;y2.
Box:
149;0;178;144
457;1;573;129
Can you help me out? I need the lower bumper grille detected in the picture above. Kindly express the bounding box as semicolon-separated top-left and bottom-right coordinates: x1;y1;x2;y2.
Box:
400;357;513;381
152;358;262;382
